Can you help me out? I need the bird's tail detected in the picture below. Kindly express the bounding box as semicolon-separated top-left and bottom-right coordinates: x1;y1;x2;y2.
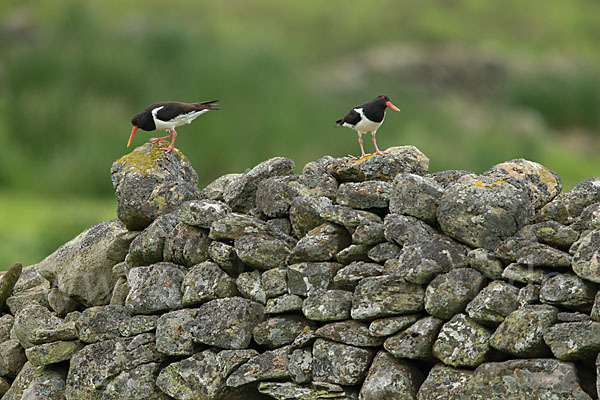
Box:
335;118;343;126
196;100;220;111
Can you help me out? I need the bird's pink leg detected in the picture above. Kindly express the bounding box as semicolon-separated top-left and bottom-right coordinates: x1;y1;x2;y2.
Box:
159;129;177;152
372;131;387;155
357;132;368;158
151;132;173;144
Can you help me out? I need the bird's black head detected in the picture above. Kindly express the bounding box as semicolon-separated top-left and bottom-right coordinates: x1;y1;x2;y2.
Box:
375;94;400;112
131;112;143;127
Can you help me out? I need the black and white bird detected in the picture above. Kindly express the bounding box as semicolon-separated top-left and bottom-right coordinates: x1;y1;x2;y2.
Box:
336;95;400;158
128;100;219;152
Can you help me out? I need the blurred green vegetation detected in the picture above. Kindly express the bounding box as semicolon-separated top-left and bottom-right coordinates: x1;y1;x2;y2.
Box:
1;0;599;269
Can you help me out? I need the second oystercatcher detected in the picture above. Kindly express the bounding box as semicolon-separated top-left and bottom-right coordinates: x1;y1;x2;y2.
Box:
128;100;219;152
336;95;400;158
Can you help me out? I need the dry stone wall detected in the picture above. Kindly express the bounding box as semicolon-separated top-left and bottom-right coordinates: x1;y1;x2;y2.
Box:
1;141;600;399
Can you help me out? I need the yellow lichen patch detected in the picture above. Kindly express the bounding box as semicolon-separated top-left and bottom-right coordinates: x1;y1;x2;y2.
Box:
471;180;507;189
116;142;186;175
350;153;378;164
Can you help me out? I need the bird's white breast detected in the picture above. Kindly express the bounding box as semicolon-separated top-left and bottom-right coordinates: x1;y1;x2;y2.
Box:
152;106;210;130
349;107;383;134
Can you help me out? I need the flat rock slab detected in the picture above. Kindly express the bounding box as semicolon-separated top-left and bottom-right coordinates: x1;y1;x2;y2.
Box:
312;339;375;385
125;262;185;314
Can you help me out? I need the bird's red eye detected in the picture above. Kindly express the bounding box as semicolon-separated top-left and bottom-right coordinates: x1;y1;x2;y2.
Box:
136;118;140;122
381;96;385;99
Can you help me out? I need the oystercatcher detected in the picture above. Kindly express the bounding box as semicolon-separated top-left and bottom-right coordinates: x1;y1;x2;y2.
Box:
336;95;400;158
128;100;219;152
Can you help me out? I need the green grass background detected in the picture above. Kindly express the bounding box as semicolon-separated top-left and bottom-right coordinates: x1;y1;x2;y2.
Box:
1;0;599;269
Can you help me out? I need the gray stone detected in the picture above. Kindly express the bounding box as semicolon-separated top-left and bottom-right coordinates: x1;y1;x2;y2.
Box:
0;339;26;377
179;199;232;229
302;289;353;321
102;362;169;400
261;268;288;298
47;288;80;316
288;348;313;384
163;223;212;267
0;262;21;311
320;205;382;229
489;304;558;357
494;236;535;263
312;339;375;385
557;312;591;322
287;262;342;296
0;377;8;396
226;345;291;387
386;145;430;175
383;213;435;246
417;363;472;400
543;321;600;361
352;275;425;320
465;280;519;327
336;181;391;209
432;314;492;367
156;309;199;356
538;176;600;224
352;219;385;245
207;241;245;277
425;268;486;319
516;242;571;269
572;229;600;283
325;151;424;183
316;320;384;347
182;261;238;306
429;169;473;188
223;156;295;213
368;315;420;337
253;315;314;349
390;172;444;224
5;286;50;314
65;333;166;399
109;276;130;307
235;234;292;270
539;272;597;310
111;142;202;230
257;381;357;400
302;155;334;175
466;359;592;400
266;217;292;236
118;315;159;337
191;297;264;349
518;284;541;306
580;202;600;230
126;214;178;268
25;340;83;367
13;303;77;348
209;212;271;241
288;223;351;264
3;362;67;400
359;351;423;400
502;262;548;284
332;261;384;291
467;248;505;280
79;305;132;343
367;242;402;263
0;314;14;342
125;262;184;314
593;290;600;322
289;196;330;239
335;244;372;264
202;173;242;201
156;348;257;400
236;269;266;304
532;220;579;248
12;265;50;294
36;219;132;306
264;294;304;315
437;174;534;250
383;316;444;360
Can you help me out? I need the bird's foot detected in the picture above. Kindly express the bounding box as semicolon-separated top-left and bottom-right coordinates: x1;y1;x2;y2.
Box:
159;146;174;152
374;150;388;155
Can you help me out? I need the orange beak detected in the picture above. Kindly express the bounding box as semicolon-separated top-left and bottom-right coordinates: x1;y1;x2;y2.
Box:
386;101;400;112
127;126;138;148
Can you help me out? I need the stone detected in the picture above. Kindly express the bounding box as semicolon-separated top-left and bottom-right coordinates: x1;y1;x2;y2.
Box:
335;244;372;264
125;262;184;314
336;181;391;209
266;217;292;236
287;348;313;384
494;236;535;263
572;229;600;283
320;205;382;229
202;173;242;201
65;333;166;399
162;222;212;267
518;284;541;306
25;340;83;367
179;199;232;229
437;174;534;250
236;269;266;304
47;288;80;316
126;214;178;268
209;212;271;241
515;242;571;269
261;268;288;298
287;262;342;296
111;142;202;230
312;339;375;385
207;241;245;277
289;196;330;239
489;304;558;357
538;176;600;224
5;286;50;314
78;305;132;343
352;219;386;245
156;348;257;400
465;281;520;327
539;272;597;310
102;362;169;400
110;277;130;307
156;309;199;356
226;345;291;387
543;321;600;361
302;289;353;321
386;145;430;175
389;172;444;224
182;261;238;306
368;315;420;337
35;219;133;306
287;223;351;264
0;377;8;396
118;315;159;337
383;316;444;360
0;339;27;377
0;262;22;310
13;303;77;348
501;262;548;284
265;294;304;314
466;359;592;400
383;213;435;246
331;261;384;291
3;362;67;400
302;155;335;175
315;320;384;347
531;221;579;248
191;297;264;349
12;265;50;294
367;242;402;263
223;156;295;213
351;275;425;320
467;248;505;280
235;234;292;270
0;314;14;342
325;152;422;183
432;314;492;367
253;315;314;349
359;351;423;400
417;363;472;400
424;268;486;320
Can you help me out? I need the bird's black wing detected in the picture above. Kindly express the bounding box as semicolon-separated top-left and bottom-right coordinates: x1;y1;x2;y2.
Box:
151;101;218;122
336;108;361;126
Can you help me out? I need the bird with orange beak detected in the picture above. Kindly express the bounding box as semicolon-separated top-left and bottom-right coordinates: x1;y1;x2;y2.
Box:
128;100;218;152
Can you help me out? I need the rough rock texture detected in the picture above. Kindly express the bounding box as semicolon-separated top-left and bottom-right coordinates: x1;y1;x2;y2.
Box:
3;145;598;399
